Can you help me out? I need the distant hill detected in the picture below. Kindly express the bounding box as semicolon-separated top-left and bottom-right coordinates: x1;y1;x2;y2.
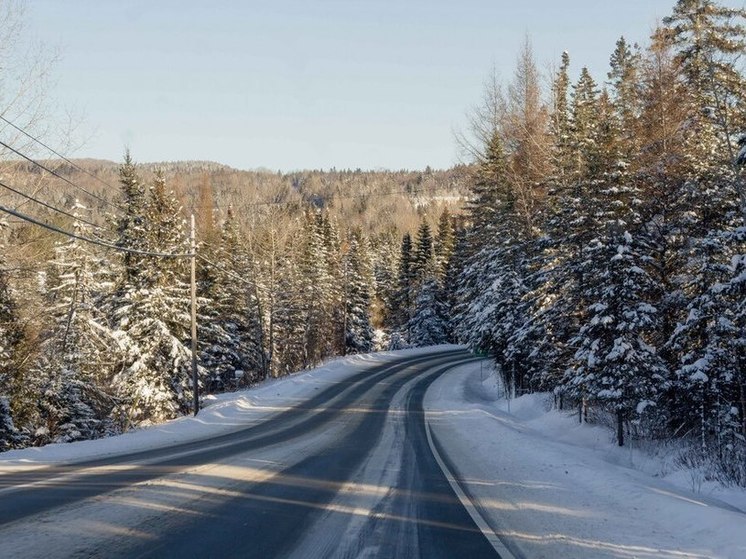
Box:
1;157;472;237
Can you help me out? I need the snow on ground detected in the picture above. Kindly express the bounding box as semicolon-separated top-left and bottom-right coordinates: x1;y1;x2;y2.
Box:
0;345;462;470
425;362;746;559
6;346;744;558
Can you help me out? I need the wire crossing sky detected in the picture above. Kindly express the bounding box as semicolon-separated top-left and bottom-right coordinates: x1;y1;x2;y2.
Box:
26;0;745;172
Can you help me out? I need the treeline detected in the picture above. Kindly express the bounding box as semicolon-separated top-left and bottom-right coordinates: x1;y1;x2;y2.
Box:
10;159;470;237
448;0;745;484
0;149;461;449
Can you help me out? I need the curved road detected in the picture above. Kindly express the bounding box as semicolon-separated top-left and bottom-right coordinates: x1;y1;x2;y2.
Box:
0;349;505;558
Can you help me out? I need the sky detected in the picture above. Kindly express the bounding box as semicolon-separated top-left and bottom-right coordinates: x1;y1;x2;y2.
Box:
22;0;741;172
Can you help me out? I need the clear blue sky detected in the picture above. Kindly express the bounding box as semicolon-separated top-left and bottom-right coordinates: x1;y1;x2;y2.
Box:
24;0;740;171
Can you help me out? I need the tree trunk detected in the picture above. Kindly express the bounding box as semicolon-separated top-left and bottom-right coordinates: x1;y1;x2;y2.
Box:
617;410;624;447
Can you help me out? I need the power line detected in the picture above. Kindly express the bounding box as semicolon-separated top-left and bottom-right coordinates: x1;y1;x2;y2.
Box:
196;253;258;288
0;114;123;209
0;138;125;213
0;179;110;234
0;204;193;258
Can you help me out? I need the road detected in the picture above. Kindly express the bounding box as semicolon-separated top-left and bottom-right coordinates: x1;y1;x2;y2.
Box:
0;349;506;558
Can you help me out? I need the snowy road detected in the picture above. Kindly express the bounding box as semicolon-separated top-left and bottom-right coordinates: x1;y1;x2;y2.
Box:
0;348;505;558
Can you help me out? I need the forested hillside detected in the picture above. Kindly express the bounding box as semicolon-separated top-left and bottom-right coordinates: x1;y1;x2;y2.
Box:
0;153;467;445
1;0;744;491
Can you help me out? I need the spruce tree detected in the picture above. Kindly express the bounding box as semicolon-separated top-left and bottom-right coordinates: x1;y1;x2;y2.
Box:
393;232;414;335
608;36;642;164
369;231;400;330
273;248;306;374
566;231;667;445
0;235;27;449
434;209;455;280
412;221;434;284
115;150;149;287
550;51;574;186
571;67;602;181
343;230;374;354
408;275;448;348
466;130;510;245
664;0;746;163
110;164;196;428
33;201;116;443
297;212;336;365
200;207;266;390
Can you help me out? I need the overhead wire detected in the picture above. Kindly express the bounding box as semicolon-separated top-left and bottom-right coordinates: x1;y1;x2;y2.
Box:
0;115;122;197
0;179;110;234
0;204;193;259
0;138;126;213
196;253;258;288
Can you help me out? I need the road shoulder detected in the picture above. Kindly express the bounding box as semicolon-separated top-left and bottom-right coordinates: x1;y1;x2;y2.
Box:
424;362;746;559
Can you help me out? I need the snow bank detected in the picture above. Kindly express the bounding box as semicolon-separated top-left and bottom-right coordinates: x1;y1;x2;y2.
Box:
0;345;462;469
425;362;746;559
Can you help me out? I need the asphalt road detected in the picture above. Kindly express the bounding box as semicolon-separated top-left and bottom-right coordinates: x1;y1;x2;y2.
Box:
0;349;503;558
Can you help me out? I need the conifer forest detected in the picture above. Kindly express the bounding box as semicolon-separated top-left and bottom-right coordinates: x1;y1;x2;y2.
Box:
1;0;745;487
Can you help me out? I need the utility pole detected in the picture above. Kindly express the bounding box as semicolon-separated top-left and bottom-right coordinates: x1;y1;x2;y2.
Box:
341;256;348;356
190;214;199;416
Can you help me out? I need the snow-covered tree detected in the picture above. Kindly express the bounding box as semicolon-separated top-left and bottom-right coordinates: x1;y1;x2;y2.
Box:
0;236;26;449
33;201;117;443
434;209;455;280
200;206;266;390
408;275;448;347
393;232;414;335
297;211;338;365
343;230;374;354
0;216;29;448
566;231;668;445
273;249;306;374
110;164;196;428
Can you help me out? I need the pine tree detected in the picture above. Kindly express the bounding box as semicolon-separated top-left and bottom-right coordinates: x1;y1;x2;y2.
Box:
408;275;448;347
434;209;455;280
0;234;27;449
33;201;117;443
608;36;642;165
343;230;374;354
664;0;746;164
566;231;667;445
412;220;435;284
110;164;196;428
393;232;414;334
551;51;574;186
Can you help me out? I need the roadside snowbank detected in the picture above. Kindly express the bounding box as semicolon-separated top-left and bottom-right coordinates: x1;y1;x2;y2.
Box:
0;345;462;469
425;362;746;559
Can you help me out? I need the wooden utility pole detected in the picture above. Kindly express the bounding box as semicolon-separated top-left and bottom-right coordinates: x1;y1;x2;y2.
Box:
190;214;199;416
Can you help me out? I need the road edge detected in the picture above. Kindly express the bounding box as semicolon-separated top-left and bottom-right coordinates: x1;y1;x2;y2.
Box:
424;417;517;559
